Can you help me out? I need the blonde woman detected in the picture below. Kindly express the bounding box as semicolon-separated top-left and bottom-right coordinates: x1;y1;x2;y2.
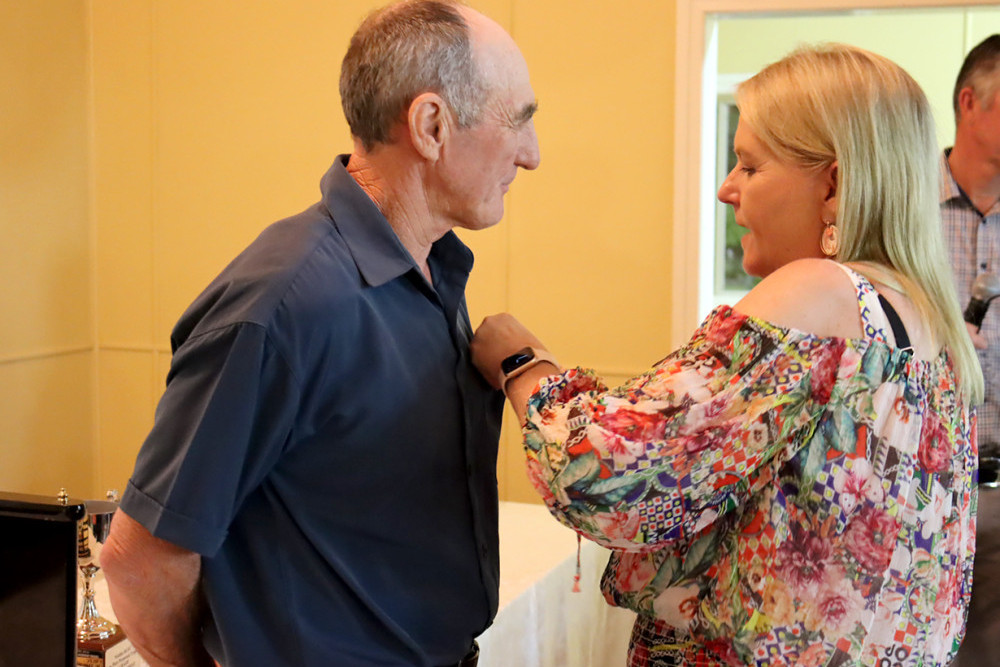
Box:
471;45;982;666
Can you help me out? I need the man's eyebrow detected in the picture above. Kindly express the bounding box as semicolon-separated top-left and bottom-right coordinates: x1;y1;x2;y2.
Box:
514;101;538;124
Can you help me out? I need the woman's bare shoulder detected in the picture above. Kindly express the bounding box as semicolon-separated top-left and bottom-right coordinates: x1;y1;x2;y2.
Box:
734;259;862;339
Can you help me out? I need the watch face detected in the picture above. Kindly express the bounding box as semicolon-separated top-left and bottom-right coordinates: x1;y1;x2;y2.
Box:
501;347;535;375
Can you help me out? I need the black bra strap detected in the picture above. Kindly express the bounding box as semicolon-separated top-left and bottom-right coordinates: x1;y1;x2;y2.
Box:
877;293;911;349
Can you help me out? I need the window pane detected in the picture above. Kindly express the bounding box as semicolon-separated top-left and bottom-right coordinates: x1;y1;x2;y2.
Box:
716;103;759;293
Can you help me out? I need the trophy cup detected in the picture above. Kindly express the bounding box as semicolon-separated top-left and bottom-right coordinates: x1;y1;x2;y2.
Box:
77;491;140;666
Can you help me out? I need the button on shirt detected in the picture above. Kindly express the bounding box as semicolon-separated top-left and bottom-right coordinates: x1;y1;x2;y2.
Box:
941;149;1000;452
120;156;504;666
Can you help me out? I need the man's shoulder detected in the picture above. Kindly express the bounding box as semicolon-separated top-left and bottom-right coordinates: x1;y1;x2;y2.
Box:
225;207;358;295
172;208;360;345
254;207;354;275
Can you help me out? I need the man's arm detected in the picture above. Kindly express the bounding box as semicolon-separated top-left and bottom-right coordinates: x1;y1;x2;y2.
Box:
967;321;989;350
101;510;215;667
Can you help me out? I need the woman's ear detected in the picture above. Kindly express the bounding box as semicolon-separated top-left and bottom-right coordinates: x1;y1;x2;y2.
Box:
822;160;839;218
407;92;451;161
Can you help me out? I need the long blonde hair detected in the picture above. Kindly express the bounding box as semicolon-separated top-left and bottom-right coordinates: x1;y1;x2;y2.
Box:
737;44;983;403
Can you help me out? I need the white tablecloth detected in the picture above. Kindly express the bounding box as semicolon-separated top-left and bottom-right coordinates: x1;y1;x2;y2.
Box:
93;502;635;666
478;502;635;667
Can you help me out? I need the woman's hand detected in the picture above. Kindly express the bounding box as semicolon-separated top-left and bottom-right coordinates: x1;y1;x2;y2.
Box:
470;313;548;390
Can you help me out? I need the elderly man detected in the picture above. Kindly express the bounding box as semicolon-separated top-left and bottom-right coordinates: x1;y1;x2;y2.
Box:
101;2;539;665
941;34;1000;666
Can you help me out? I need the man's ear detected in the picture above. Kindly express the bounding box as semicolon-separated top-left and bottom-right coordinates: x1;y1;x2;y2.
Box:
956;86;978;123
408;92;450;161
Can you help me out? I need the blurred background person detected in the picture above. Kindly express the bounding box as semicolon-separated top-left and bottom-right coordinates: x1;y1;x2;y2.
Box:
942;33;1000;667
471;44;981;666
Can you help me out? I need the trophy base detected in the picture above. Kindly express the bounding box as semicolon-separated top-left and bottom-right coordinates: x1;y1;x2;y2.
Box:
77;629;141;667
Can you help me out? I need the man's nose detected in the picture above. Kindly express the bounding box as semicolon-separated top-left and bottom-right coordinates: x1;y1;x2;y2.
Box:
517;122;540;170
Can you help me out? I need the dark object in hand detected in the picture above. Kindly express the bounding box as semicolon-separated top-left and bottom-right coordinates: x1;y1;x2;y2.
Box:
964;272;1000;329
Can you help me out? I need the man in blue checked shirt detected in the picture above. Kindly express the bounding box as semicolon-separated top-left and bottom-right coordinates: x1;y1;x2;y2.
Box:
942;34;1000;667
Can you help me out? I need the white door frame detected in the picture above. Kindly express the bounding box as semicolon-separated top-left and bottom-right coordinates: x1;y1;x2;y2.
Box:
671;0;999;348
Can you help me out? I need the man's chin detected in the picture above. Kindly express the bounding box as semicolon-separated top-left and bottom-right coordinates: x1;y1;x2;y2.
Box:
467;218;503;232
460;208;505;231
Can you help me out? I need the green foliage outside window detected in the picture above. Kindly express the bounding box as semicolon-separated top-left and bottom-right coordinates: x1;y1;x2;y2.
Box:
719;105;759;293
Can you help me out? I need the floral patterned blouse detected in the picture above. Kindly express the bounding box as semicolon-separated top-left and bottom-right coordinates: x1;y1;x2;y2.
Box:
522;266;977;666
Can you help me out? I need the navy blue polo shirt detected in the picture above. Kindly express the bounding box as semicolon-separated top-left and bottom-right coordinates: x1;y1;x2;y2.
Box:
121;156;503;666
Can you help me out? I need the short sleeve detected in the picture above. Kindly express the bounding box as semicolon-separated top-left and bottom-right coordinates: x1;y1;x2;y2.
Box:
522;307;846;551
121;322;300;556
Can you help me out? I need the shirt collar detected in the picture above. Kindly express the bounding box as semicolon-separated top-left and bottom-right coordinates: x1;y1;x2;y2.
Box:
940;148;966;206
319;155;473;288
941;148;1000;217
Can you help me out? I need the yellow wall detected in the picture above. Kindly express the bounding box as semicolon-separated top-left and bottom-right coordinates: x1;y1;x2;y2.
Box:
0;1;94;498
5;2;997;506
6;0;1000;511
498;2;676;500
84;0;677;502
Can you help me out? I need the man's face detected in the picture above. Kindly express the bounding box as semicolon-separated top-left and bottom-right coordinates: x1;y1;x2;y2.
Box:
967;87;1000;169
433;14;540;231
957;77;1000;173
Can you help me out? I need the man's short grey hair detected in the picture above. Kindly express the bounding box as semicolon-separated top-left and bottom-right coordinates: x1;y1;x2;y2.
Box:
340;0;488;151
953;34;1000;122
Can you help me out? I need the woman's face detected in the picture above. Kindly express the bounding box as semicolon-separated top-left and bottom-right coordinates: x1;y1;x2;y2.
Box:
717;119;833;278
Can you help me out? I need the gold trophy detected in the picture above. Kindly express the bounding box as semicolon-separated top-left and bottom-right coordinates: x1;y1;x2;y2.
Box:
77;491;139;666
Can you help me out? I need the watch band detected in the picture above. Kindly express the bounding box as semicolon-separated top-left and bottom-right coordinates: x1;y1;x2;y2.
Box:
498;346;560;392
